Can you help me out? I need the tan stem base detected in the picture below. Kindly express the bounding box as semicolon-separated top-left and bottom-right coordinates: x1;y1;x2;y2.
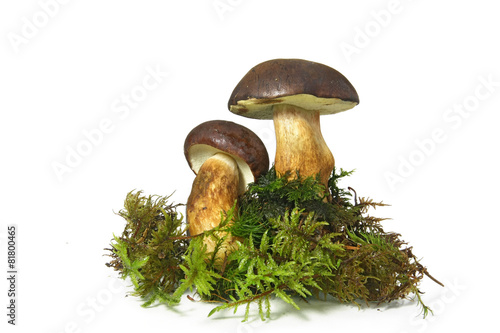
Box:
273;104;334;189
186;153;239;258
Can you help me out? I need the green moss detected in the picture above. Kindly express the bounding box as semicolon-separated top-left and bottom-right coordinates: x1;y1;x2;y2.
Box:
105;191;189;306
105;168;441;320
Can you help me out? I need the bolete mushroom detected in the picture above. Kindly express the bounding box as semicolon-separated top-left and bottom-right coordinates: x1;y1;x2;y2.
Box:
184;120;269;258
228;58;359;190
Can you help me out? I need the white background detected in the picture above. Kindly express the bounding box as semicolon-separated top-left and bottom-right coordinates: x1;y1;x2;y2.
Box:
1;0;499;332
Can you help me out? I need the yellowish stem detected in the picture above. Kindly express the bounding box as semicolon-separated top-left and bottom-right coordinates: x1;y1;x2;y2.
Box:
186;153;239;259
273;104;334;189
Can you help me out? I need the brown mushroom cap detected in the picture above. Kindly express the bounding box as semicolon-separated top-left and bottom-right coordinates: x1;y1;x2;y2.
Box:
184;120;269;193
228;58;359;119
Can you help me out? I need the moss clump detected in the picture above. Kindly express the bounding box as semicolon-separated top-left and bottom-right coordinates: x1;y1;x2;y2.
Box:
105;191;189;306
105;168;441;320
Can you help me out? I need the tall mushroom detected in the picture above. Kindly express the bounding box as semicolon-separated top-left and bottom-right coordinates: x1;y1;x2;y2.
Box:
184;120;269;258
228;58;359;190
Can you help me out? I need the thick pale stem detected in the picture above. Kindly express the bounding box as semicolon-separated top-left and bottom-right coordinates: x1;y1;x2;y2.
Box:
273;104;334;189
186;153;239;258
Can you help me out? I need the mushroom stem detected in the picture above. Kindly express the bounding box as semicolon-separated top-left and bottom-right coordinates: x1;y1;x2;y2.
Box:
186;153;239;258
273;104;334;189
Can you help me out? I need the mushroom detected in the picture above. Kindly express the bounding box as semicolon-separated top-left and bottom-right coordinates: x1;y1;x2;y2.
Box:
184;120;269;258
228;58;359;190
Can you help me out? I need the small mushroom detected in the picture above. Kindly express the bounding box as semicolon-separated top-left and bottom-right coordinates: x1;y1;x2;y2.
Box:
184;120;269;258
228;58;359;189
